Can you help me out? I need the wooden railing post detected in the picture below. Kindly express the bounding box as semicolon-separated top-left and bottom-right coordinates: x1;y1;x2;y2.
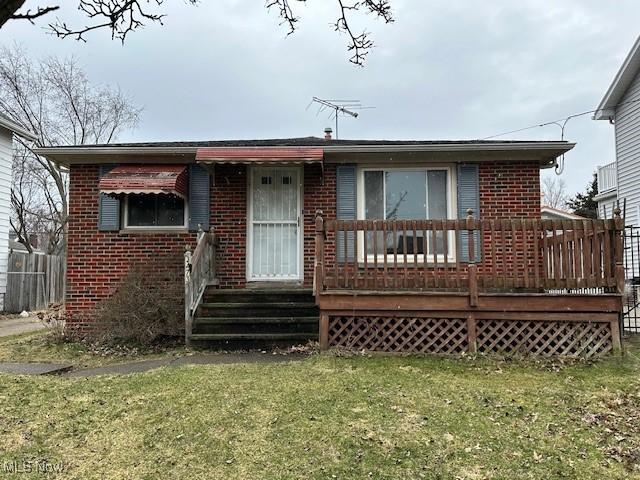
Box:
466;209;478;307
184;244;193;347
314;210;325;297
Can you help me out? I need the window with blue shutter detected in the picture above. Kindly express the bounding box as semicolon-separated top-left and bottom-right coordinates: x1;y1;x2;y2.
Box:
98;165;121;231
188;164;210;231
457;164;481;262
336;165;356;262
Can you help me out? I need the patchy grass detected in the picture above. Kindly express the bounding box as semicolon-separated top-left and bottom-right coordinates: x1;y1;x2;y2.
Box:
0;330;187;368
0;340;639;479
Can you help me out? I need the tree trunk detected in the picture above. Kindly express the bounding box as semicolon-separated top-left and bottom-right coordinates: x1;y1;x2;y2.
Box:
0;1;27;27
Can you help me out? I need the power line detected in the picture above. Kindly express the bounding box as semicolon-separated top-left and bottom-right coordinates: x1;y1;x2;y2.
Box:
480;97;640;141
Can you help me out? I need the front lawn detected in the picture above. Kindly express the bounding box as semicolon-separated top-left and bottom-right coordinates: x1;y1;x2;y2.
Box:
0;340;639;479
0;330;187;368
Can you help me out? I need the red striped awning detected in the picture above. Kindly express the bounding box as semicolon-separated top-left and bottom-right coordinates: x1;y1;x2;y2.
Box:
98;165;188;199
195;147;324;165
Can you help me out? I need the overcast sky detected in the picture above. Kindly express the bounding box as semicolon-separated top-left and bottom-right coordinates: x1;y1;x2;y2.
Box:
2;0;639;194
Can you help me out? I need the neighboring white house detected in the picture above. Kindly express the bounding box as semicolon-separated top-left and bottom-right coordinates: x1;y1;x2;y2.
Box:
594;35;640;225
0;113;37;310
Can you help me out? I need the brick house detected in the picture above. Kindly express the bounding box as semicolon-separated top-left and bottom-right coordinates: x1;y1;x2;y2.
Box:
36;136;626;357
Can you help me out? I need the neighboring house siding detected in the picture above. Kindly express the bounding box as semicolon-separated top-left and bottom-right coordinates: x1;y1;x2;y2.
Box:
0;127;12;310
615;69;640;227
65;165;197;332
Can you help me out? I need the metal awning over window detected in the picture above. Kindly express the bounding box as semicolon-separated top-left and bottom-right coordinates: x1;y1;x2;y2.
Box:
98;165;188;199
195;147;324;165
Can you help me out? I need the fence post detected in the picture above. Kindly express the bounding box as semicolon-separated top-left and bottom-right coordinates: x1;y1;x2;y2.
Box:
466;209;478;307
467;314;477;353
614;207;626;295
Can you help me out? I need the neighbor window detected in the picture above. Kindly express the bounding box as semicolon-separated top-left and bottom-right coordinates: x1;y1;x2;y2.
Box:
125;194;186;228
359;167;453;258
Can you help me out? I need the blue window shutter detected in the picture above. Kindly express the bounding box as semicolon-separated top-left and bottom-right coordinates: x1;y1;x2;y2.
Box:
188;164;210;231
98;165;120;231
457;164;481;262
336;165;356;262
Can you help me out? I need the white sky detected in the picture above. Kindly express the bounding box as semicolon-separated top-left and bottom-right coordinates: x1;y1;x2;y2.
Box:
2;0;639;194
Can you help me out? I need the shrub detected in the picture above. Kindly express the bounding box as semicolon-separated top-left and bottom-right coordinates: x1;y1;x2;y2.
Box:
91;264;182;346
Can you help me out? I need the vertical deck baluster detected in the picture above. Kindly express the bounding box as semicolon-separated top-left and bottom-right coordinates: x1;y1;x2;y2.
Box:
500;219;508;289
423;221;429;289
454;220;462;288
583;220;592;287
551;220;562;288
392;221;399;289
603;219;613;286
412;220;419;287
560;221;571;289
334;221;341;288
343;222;349;289
432;220;439;288
443;220;450;288
522;218;529;289
352;219;358;289
490;219;497;289
363;220;369;289
533;220;540;290
372;220;379;289
402;220;408;288
382;220;388;288
593;219;602;287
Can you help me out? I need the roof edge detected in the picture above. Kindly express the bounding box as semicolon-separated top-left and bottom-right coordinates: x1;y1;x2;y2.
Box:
594;35;640;121
0;116;37;141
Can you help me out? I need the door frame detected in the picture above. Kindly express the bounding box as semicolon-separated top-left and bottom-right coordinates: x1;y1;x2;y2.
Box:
246;165;304;282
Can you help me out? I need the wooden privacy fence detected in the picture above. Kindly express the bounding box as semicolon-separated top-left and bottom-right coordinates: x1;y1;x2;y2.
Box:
5;252;66;313
314;212;626;295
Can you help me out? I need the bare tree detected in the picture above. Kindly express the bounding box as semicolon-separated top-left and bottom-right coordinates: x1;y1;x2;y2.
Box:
541;176;568;209
1;1;393;66
0;45;141;253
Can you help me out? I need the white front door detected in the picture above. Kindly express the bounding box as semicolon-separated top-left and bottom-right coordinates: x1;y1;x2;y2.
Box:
248;166;302;280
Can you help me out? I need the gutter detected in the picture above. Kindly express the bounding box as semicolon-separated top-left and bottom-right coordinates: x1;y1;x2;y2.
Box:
0;118;38;142
34;141;575;156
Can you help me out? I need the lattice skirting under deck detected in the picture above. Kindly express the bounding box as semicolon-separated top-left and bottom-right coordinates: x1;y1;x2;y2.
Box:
327;315;615;358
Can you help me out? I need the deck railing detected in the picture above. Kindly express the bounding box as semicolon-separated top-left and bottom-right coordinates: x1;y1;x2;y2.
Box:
597;161;617;194
314;210;625;297
184;227;218;345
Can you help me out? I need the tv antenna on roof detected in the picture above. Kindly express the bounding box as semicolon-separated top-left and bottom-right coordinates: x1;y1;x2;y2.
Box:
308;97;374;139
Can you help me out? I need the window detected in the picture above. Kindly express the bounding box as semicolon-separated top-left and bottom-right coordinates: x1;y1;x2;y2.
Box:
358;167;454;260
125;194;186;228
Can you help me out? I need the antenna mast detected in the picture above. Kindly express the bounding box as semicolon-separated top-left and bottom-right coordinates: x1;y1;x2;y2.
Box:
309;97;373;139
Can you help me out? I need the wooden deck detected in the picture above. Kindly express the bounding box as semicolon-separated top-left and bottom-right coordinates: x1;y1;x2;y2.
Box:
313;212;625;357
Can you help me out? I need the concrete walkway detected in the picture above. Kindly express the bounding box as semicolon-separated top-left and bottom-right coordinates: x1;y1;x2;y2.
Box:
0;315;44;337
0;352;308;377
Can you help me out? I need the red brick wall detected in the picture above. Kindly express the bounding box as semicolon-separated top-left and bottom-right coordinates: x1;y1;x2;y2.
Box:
478;161;540;218
478;161;541;275
210;164;247;288
65;165;196;332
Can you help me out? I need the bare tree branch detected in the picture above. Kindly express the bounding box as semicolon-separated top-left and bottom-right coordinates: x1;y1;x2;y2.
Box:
0;45;141;253
48;0;197;42
10;5;59;23
541;176;568;210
